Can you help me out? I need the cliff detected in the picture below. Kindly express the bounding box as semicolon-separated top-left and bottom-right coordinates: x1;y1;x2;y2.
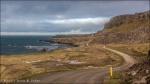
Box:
91;10;150;44
47;10;149;45
104;10;150;29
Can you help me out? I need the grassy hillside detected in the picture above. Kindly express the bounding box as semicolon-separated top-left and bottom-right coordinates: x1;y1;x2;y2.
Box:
91;19;149;44
91;10;149;44
107;43;149;61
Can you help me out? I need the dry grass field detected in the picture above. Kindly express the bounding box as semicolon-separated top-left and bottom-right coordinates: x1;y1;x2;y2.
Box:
107;43;149;61
0;44;123;80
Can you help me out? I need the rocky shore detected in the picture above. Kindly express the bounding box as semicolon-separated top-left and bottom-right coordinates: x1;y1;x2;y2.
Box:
39;34;93;47
39;39;79;47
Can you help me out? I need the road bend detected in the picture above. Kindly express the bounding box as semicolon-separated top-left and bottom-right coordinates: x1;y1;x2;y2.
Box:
30;46;137;84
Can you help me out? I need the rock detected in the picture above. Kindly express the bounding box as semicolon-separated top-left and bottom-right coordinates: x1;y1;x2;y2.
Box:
148;50;150;55
132;77;147;84
145;70;149;74
104;10;150;29
56;64;64;66
91;10;149;44
68;60;85;64
122;50;150;83
41;48;47;51
131;71;136;76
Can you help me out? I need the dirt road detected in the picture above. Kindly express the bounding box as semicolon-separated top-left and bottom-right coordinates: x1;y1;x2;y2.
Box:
30;46;137;84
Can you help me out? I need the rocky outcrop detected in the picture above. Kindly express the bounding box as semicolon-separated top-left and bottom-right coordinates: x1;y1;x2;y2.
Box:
121;50;150;83
40;34;92;46
91;26;149;44
91;10;150;44
104;10;150;29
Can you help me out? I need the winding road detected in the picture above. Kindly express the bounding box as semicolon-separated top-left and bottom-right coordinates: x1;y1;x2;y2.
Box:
30;46;137;84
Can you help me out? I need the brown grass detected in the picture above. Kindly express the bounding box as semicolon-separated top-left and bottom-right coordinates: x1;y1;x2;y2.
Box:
0;44;123;80
107;43;149;61
104;19;149;32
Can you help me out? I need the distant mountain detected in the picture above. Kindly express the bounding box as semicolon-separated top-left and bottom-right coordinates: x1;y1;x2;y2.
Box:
91;10;150;44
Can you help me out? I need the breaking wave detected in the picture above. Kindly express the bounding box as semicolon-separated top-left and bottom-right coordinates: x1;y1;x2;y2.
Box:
25;45;59;51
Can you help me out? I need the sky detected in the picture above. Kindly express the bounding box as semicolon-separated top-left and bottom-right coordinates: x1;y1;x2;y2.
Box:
1;1;149;35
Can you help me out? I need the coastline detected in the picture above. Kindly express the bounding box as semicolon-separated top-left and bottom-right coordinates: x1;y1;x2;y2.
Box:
1;35;77;55
0;43;125;81
39;39;80;47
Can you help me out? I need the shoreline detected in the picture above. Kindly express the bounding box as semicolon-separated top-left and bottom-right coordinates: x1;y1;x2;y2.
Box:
0;45;71;56
1;37;78;55
39;39;80;47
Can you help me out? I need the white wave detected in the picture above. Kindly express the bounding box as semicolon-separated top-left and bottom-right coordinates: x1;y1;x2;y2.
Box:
8;45;11;47
52;43;60;46
25;45;58;51
25;45;39;49
8;44;16;47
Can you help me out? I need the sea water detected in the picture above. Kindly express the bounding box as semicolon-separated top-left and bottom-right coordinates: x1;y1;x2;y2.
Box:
1;35;71;55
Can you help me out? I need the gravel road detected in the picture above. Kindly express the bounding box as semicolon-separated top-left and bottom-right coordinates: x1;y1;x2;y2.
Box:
30;46;137;84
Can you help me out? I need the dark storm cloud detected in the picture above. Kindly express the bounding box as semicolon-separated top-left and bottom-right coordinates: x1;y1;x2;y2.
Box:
14;2;70;15
1;1;149;35
1;1;72;19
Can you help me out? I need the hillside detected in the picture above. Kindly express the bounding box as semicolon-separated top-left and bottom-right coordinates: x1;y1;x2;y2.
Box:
91;10;150;44
121;50;150;83
47;10;149;45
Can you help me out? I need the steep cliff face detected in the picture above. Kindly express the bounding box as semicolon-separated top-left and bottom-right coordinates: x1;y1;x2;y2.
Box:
91;10;150;44
104;10;150;29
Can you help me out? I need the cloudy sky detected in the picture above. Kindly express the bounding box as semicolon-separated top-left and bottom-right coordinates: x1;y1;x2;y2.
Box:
1;1;149;35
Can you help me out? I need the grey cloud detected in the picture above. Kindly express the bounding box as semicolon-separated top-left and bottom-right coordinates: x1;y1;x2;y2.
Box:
2;1;149;19
1;1;149;35
66;1;149;18
13;2;70;15
1;1;72;19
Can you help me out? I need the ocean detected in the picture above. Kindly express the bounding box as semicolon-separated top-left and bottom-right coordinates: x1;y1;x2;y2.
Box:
1;36;71;55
